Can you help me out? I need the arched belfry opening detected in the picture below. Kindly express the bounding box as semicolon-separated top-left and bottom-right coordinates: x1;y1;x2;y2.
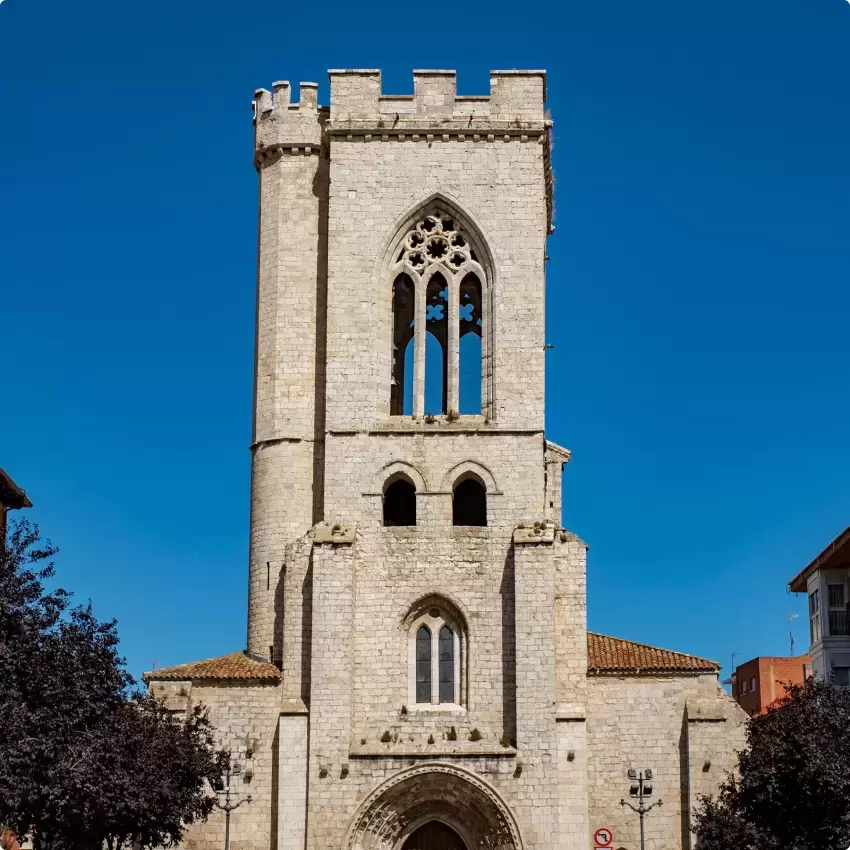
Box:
452;475;487;527
383;474;417;526
385;202;492;420
391;274;415;416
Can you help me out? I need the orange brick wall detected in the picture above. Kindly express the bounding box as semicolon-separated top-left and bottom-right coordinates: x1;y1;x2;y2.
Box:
732;655;811;716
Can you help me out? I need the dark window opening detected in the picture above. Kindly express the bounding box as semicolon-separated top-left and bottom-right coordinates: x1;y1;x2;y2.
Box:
452;478;487;527
438;625;455;703
391;275;415;416
416;625;431;703
383;478;416;526
459;273;482;414
425;273;448;414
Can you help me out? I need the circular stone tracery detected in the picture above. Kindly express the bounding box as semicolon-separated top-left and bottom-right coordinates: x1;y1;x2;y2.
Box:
344;763;522;850
397;211;474;273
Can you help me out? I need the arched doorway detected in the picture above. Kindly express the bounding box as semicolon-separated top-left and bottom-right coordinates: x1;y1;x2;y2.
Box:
343;763;522;850
402;821;467;850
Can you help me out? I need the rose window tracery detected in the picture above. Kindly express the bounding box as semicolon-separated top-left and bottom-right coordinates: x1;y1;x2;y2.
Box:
397;211;478;272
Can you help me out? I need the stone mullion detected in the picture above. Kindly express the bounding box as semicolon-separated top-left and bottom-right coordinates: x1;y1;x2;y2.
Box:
413;271;426;419
446;271;460;414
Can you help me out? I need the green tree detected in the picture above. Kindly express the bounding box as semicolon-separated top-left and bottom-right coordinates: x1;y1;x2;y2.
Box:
693;675;850;850
0;520;226;849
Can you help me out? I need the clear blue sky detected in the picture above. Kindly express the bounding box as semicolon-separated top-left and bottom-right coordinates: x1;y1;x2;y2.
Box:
1;0;848;683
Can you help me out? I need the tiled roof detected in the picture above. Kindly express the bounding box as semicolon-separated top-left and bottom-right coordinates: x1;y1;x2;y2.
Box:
143;652;280;683
587;632;720;675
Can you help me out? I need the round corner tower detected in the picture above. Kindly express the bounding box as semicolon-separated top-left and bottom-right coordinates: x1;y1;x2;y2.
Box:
248;81;329;663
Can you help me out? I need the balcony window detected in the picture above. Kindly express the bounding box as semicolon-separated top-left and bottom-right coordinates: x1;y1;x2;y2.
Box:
810;589;821;644
828;584;849;636
833;666;850;687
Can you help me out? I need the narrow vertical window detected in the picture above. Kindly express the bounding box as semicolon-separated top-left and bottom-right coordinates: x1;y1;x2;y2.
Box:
828;584;848;635
438;625;454;704
458;273;482;414
391;274;415;415
416;625;432;703
810;589;821;644
425;273;448;414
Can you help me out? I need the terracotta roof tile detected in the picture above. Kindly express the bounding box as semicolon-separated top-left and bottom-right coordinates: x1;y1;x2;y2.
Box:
587;632;720;675
143;652;280;683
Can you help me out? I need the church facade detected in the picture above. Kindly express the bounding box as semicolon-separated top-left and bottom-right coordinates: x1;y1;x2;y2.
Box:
145;69;745;850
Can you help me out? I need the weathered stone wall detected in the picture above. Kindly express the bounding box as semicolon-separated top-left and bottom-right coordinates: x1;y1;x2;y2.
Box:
586;674;746;850
147;680;283;850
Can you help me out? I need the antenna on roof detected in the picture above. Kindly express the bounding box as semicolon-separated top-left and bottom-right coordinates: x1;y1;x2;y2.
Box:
789;613;799;655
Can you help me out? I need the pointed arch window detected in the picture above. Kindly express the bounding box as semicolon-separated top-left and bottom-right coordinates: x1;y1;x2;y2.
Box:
415;625;432;704
407;603;465;707
438;625;455;704
388;207;489;419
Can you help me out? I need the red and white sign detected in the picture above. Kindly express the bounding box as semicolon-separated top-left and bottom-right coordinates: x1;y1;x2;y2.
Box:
594;827;613;847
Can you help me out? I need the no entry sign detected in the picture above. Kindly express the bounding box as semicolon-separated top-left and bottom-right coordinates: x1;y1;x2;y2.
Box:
594;827;613;846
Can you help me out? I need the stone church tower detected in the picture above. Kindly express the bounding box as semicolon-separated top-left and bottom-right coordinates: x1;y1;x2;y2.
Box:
146;69;745;850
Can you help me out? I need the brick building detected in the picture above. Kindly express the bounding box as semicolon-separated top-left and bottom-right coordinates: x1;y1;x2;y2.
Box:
726;654;812;716
144;69;745;850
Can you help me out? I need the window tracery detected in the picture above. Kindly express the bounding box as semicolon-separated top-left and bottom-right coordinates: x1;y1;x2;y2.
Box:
389;206;487;418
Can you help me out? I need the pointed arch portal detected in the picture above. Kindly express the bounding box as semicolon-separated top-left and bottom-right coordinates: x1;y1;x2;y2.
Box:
343;764;523;850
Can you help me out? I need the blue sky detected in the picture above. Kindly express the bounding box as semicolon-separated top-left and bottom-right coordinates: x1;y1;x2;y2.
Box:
1;0;848;683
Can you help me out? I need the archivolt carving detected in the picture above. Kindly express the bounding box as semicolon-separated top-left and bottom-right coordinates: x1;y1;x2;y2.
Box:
343;762;523;850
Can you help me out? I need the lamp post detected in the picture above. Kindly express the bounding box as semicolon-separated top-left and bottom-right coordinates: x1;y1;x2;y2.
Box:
620;768;662;850
214;763;252;850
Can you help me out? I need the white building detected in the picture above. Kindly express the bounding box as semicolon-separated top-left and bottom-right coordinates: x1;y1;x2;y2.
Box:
145;68;745;850
790;526;850;684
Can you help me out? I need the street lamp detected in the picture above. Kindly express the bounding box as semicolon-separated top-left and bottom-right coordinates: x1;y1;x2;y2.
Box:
620;768;662;850
214;763;252;850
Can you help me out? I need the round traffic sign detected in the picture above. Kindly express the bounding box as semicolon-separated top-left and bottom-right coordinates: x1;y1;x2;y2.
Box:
594;827;613;846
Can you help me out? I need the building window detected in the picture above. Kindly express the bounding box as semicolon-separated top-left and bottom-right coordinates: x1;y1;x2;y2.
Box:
833;666;850;687
388;207;488;418
810;589;821;644
390;274;415;415
452;476;487;527
828;584;848;636
383;476;416;526
407;603;464;707
415;626;432;703
741;679;748;695
750;677;756;693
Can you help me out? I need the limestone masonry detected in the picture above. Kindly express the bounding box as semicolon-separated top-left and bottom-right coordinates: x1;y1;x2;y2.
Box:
145;69;746;850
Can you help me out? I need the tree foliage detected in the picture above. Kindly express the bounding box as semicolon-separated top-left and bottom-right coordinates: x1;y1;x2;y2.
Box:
0;519;226;849
693;675;850;850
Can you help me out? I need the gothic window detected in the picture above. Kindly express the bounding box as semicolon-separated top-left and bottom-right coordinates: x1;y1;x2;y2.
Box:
383;475;417;526
391;274;415;416
389;208;488;418
452;476;487;527
438;625;455;704
407;602;464;707
416;625;432;703
458;273;482;414
425;273;448;414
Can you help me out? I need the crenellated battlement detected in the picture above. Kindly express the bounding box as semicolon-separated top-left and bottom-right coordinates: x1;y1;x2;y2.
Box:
327;69;548;133
253;69;550;162
253;81;327;161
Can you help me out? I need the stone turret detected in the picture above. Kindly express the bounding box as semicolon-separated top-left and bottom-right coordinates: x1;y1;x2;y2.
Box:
248;82;329;664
